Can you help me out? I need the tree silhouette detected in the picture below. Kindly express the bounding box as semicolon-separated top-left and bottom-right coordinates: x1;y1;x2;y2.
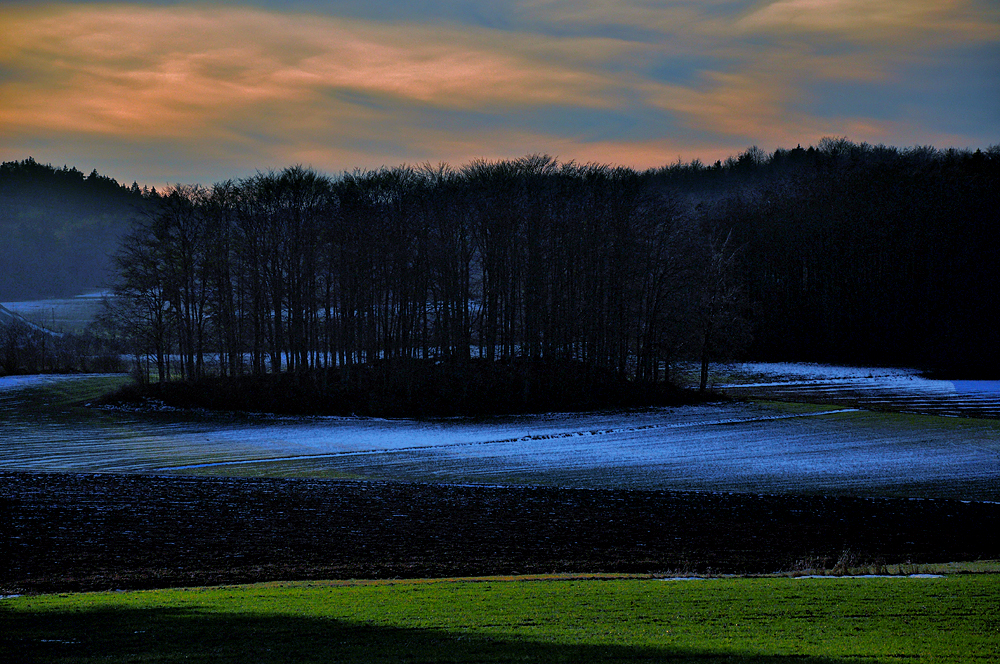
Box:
96;140;1000;408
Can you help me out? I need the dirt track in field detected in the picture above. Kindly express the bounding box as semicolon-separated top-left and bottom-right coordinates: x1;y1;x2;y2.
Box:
2;472;998;594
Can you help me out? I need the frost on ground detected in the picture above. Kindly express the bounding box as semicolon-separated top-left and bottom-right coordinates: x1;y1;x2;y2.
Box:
791;574;945;579
0;373;119;392
2;366;999;500
716;362;1000;418
724;362;924;384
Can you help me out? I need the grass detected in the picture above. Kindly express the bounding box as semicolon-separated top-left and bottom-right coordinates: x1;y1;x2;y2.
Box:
3;575;998;663
8;374;131;410
748;399;858;414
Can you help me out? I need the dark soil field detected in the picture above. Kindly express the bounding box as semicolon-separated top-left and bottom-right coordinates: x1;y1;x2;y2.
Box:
2;472;999;595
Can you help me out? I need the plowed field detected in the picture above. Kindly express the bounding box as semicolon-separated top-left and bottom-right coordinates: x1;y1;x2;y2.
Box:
3;472;997;594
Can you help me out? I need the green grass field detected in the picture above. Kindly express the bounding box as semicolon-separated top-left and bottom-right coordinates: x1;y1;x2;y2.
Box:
3;575;998;663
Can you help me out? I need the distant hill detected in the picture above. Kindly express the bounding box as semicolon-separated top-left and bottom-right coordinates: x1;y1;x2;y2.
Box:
0;158;153;301
0;302;63;337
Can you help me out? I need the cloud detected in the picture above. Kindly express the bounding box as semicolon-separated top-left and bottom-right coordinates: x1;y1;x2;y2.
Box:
0;3;690;177
0;4;642;155
736;0;1000;44
0;1;995;184
518;0;1000;45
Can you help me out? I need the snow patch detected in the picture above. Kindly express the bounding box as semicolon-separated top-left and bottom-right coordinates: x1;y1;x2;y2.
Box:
793;574;944;579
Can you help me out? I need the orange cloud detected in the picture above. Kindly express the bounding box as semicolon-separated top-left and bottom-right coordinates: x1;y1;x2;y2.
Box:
0;5;628;141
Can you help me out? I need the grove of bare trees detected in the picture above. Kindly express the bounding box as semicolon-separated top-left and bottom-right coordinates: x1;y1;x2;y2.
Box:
96;139;1000;411
108;157;740;394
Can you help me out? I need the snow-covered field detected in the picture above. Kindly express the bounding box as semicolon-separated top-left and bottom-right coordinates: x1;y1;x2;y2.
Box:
715;362;1000;418
2;365;998;500
0;291;106;334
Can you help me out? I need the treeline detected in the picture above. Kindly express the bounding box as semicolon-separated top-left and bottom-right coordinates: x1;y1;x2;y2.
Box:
0;319;125;376
97;138;1000;385
106;157;741;389
715;140;1000;376
0;157;152;301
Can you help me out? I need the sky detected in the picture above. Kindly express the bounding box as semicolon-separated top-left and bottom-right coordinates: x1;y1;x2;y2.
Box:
1;0;998;186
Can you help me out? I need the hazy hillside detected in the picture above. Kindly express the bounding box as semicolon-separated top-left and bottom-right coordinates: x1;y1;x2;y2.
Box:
0;158;152;301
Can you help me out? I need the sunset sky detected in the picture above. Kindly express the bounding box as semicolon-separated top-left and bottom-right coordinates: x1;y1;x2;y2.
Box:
2;0;997;186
